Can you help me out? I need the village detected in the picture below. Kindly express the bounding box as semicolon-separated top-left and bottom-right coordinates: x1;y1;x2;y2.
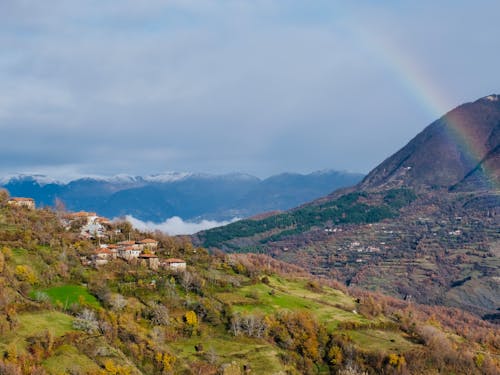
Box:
7;196;187;272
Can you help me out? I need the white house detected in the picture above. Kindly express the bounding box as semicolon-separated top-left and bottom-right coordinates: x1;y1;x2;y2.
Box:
118;246;141;260
7;197;35;209
162;258;187;271
93;248;113;266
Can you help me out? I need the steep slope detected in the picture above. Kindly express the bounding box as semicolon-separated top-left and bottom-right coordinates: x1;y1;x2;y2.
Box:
196;95;500;318
360;94;500;190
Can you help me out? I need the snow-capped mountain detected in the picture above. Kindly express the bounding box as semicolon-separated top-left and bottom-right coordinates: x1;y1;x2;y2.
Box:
0;170;363;222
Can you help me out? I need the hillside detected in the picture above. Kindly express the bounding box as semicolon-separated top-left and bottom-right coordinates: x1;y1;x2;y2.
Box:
195;95;500;319
360;94;500;190
0;170;363;222
0;191;499;374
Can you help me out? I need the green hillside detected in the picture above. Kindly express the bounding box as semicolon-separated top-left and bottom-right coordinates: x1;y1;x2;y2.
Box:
0;191;498;374
199;189;415;252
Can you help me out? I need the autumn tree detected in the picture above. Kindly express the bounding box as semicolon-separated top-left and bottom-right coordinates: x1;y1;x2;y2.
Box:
0;189;9;206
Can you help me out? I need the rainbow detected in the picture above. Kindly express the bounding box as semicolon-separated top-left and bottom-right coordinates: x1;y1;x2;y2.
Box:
353;27;498;190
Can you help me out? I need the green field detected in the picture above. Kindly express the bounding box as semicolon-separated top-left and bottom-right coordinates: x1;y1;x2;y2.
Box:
170;332;289;374
220;276;370;330
32;284;100;308
343;329;418;353
0;311;75;351
43;345;101;375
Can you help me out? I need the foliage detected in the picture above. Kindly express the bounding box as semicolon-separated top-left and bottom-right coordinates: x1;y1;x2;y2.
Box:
73;308;99;333
14;264;38;285
32;284;100;309
0;202;497;374
201;191;407;249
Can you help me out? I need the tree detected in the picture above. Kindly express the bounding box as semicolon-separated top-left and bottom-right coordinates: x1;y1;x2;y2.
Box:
73;309;99;333
184;310;198;326
230;313;267;338
109;293;127;312
0;251;4;274
328;345;343;367
54;198;66;216
0;189;9;206
155;352;176;374
149;303;169;326
180;271;194;292
14;265;37;285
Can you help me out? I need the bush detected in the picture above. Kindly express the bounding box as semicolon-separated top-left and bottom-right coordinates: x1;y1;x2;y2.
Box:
73;308;99;333
14;265;37;285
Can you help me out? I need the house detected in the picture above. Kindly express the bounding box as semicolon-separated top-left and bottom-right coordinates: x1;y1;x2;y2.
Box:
7;197;35;209
138;253;159;270
118;246;141;260
106;244;119;258
68;211;98;223
66;211;107;239
99;244;118;259
162;258;187;271
117;240;140;249
138;238;159;251
96;217;111;225
93;248;113;266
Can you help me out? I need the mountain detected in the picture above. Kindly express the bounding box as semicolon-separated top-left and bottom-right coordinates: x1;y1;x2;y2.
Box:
360;94;500;191
195;95;500;319
0;170;363;222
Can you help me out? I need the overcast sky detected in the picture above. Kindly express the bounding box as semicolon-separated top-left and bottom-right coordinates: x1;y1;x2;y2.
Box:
1;0;499;179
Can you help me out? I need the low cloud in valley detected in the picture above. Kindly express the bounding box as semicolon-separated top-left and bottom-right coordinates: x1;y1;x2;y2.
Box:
124;215;238;236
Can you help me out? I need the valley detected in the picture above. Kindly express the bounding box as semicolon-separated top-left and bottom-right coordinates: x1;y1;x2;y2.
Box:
196;95;500;321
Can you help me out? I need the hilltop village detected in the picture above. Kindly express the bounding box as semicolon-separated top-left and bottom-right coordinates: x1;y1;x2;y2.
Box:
8;197;187;272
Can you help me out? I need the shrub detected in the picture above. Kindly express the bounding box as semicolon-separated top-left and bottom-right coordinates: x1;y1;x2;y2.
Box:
14;265;37;285
73;308;99;333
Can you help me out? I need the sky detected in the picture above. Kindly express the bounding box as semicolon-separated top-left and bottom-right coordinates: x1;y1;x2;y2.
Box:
1;0;499;180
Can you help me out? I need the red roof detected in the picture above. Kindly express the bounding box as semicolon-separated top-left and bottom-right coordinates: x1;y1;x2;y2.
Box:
95;248;112;254
69;211;97;218
139;238;158;244
164;258;186;263
9;197;34;202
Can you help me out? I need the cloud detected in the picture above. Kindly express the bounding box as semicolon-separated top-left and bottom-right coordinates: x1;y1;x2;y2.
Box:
0;1;499;178
124;215;238;236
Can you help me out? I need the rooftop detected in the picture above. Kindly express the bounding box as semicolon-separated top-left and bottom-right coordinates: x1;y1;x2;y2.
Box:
139;254;158;258
164;258;186;263
139;238;158;244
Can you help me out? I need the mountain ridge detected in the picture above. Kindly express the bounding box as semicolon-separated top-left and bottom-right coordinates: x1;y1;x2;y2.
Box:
360;94;500;191
0;170;364;222
195;95;500;318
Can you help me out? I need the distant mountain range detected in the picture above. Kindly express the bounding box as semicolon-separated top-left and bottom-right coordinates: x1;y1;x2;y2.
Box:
0;170;364;222
195;94;500;319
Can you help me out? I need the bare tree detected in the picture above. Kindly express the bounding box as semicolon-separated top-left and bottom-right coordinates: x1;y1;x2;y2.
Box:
109;293;127;311
181;271;194;292
149;303;170;326
73;309;99;333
